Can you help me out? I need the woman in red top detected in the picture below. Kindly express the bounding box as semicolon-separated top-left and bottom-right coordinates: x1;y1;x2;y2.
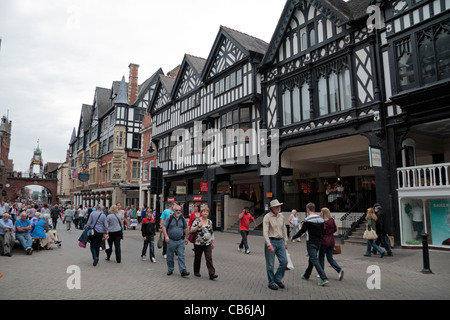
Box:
238;207;257;254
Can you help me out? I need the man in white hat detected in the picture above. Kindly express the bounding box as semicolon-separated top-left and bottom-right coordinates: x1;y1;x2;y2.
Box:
263;199;288;290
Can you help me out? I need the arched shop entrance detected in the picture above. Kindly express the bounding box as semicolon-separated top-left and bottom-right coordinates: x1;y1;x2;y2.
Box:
279;135;374;215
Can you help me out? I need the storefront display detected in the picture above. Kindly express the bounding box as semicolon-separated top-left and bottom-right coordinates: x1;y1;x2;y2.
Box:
400;197;450;248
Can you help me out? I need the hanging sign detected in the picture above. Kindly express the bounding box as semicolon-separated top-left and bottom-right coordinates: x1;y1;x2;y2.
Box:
369;147;382;168
78;174;89;182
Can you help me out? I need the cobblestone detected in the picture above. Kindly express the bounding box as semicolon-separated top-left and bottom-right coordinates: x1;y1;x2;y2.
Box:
1;223;449;302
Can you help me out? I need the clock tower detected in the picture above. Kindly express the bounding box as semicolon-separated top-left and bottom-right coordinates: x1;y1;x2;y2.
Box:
30;142;43;177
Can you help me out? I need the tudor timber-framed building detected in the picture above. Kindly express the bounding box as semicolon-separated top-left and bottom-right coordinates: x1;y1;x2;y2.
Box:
148;0;450;249
382;0;450;249
260;0;389;228
258;0;450;249
150;27;269;229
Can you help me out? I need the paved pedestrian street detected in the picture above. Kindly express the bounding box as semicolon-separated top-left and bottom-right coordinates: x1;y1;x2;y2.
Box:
1;223;449;307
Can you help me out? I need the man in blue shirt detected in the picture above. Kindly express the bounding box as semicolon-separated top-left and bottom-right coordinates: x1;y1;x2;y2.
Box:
85;204;109;266
15;212;33;255
162;204;189;277
0;213;15;256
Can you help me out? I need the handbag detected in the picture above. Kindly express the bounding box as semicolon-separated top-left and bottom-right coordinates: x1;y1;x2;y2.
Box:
363;224;378;240
157;233;163;249
333;244;341;255
188;231;197;243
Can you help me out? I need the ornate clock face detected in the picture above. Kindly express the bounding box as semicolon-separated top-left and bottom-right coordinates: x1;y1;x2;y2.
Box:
34;155;41;161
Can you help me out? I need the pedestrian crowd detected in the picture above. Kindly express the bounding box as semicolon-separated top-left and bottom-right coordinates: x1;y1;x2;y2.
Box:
1;198;394;291
0;201;63;256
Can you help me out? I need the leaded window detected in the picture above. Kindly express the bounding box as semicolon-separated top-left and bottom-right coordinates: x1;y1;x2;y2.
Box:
282;78;310;126
317;68;351;116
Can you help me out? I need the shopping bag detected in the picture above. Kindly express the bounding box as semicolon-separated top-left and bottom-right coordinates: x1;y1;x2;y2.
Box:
286;250;294;270
333;244;342;255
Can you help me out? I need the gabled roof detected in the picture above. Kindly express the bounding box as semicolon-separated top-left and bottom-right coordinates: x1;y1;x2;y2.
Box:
172;54;206;100
134;68;165;110
81;104;93;133
201;25;269;81
149;75;176;115
69;128;77;145
95;87;112;119
137;68;164;98
186;54;207;76
261;0;372;66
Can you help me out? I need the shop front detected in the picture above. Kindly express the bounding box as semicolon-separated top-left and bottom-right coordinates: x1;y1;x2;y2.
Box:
394;119;450;250
280;135;376;214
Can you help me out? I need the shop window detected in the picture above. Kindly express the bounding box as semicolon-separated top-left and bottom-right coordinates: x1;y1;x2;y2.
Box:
401;198;425;245
401;198;450;247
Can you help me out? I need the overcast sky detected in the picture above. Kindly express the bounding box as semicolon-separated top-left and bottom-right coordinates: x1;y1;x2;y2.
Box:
0;0;285;173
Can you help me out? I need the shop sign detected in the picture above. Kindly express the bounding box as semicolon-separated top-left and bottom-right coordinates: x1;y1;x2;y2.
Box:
167;197;176;202
193;196;203;201
200;182;209;192
78;174;89;182
369;147;382;168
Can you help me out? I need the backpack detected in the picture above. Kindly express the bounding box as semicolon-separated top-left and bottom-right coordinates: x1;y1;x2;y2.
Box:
166;214;187;240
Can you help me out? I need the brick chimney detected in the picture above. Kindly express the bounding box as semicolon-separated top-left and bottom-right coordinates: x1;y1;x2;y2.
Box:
128;63;139;105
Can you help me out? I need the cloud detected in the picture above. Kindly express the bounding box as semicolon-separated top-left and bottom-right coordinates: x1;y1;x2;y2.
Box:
0;0;285;173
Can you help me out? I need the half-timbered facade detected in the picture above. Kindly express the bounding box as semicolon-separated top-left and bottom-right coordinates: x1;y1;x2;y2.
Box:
136;68;164;210
382;0;450;248
150;26;268;228
260;0;392;232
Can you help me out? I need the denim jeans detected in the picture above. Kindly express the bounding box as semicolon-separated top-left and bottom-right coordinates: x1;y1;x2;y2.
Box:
319;245;342;274
166;239;187;273
304;241;327;280
16;232;32;250
365;240;384;256
264;239;287;286
375;234;392;254
141;235;155;260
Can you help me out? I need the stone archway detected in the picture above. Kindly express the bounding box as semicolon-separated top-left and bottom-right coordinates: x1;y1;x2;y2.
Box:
4;177;58;204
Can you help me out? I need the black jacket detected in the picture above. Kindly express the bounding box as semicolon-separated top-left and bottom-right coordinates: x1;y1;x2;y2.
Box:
292;214;324;242
375;209;386;234
141;218;156;237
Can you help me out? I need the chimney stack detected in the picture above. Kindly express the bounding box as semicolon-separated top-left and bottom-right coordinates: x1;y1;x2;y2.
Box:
128;63;140;105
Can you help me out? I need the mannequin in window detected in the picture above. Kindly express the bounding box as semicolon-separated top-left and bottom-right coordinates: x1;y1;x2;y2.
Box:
405;201;424;241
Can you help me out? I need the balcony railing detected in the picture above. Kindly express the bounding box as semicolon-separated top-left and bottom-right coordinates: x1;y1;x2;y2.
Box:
397;163;450;190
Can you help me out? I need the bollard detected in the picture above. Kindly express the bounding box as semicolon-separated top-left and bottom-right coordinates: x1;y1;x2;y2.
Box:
421;233;433;274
